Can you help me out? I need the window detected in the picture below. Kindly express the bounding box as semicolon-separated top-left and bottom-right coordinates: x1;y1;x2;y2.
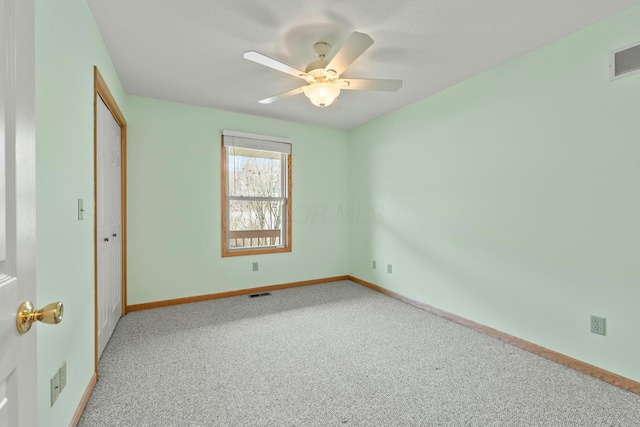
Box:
221;131;292;256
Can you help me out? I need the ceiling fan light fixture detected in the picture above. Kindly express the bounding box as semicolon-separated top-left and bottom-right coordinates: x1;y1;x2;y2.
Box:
245;31;402;107
303;82;340;108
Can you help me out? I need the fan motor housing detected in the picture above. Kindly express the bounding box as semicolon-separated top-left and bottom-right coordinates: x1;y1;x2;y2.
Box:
305;59;330;78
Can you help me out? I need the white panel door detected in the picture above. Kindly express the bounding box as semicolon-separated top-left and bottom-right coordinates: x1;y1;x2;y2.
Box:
0;0;37;426
97;97;122;358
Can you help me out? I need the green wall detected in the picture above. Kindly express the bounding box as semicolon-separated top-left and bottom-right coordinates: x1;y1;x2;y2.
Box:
35;0;127;424
34;2;640;425
35;2;349;424
348;5;640;382
126;96;349;304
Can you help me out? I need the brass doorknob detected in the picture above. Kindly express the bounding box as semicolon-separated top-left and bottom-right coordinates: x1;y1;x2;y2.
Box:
16;301;64;334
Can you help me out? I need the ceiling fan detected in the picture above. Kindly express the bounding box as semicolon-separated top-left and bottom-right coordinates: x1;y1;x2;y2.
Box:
244;31;402;108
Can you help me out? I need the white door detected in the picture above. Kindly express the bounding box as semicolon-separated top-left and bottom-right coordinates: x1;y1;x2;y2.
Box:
0;0;37;426
96;96;122;358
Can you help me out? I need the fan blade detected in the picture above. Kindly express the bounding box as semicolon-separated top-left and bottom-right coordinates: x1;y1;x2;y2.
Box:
258;86;306;104
339;78;402;91
325;32;374;76
244;51;309;80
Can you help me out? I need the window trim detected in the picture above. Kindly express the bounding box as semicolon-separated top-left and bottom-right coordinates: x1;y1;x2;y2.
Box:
221;133;292;257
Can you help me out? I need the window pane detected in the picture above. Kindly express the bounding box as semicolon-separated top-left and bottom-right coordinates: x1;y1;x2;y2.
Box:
228;148;283;198
228;199;284;249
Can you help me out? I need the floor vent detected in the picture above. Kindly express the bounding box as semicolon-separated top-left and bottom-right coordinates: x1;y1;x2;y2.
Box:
249;292;272;298
611;42;640;80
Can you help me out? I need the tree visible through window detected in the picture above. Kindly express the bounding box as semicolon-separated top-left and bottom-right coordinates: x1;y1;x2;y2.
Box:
222;132;291;256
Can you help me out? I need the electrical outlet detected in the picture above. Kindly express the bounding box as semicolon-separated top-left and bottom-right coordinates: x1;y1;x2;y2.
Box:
252;262;259;272
590;315;606;336
387;264;392;274
372;260;376;269
59;361;67;393
50;371;60;406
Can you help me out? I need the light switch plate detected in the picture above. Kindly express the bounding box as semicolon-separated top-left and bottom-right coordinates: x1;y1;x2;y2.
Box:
78;199;84;220
50;371;60;406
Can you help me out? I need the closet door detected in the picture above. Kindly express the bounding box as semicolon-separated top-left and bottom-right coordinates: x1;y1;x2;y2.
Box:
96;96;122;359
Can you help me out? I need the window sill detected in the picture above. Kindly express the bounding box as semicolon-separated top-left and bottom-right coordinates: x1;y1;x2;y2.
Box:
221;246;292;257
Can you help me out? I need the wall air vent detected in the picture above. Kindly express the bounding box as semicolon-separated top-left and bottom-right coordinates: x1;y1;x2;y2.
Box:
610;42;640;80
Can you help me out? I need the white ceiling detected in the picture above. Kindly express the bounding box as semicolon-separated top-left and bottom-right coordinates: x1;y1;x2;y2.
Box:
87;0;640;130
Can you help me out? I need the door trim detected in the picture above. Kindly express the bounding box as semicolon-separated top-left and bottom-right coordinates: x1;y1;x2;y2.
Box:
93;66;127;376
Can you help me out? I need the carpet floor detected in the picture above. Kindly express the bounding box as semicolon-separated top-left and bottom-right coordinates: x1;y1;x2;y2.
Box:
78;280;640;426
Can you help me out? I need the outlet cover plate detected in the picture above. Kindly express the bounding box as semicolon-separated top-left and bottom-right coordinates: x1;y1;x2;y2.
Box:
590;315;606;336
387;264;393;274
372;260;376;269
252;262;259;272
